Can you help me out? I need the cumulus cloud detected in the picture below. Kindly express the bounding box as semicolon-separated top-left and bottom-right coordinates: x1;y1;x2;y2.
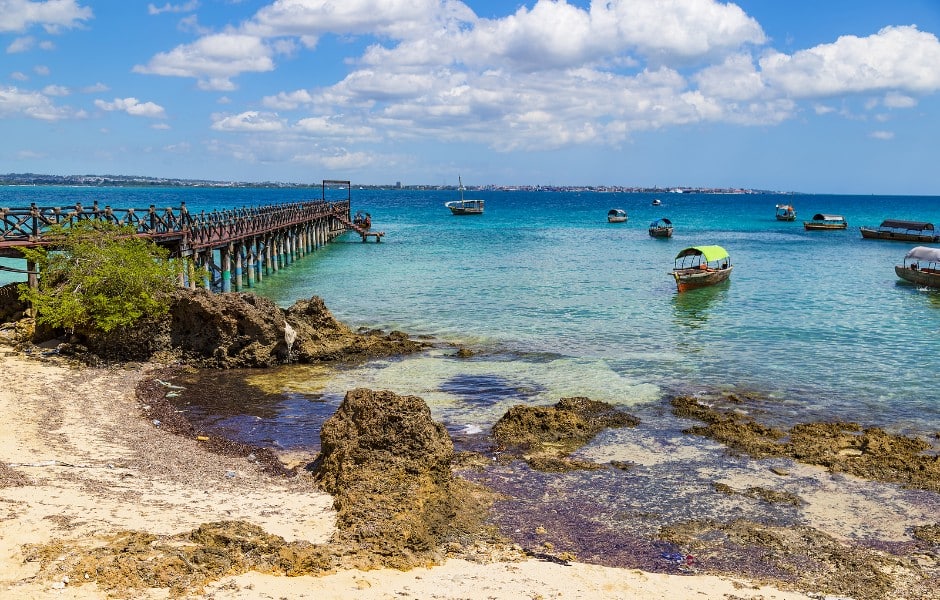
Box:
94;97;167;118
129;0;940;158
211;110;285;132
760;26;940;97
7;36;34;53
42;84;69;96
0;0;93;33
148;1;199;15
0;85;78;120
133;33;275;91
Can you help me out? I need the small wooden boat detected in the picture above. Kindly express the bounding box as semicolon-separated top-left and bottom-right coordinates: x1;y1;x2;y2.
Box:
607;209;628;223
895;246;940;289
861;220;940;242
671;245;732;292
648;217;673;238
804;213;847;230
775;204;796;221
445;176;484;215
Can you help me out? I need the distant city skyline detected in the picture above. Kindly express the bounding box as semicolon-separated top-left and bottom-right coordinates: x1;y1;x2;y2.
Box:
2;1;940;195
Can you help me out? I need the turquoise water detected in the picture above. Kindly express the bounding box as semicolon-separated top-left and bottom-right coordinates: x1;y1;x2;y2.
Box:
3;186;940;441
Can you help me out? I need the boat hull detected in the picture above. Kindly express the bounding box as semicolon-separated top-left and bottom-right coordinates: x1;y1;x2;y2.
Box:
445;200;484;215
608;216;627;223
895;266;940;289
649;227;673;237
672;266;733;292
775;214;796;221
861;228;939;242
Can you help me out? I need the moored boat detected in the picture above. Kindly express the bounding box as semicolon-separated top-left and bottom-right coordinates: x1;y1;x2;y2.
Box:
804;213;847;230
775;204;796;221
861;220;940;242
648;217;673;238
651;198;662;206
445;176;484;215
671;245;732;292
895;246;940;289
607;208;628;223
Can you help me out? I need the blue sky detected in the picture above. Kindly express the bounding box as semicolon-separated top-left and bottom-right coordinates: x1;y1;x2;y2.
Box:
2;1;940;194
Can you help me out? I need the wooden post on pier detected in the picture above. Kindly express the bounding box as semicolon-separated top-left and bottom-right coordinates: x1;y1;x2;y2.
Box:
220;245;232;293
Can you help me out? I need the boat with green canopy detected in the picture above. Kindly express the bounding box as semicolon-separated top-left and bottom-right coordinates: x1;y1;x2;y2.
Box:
671;245;733;292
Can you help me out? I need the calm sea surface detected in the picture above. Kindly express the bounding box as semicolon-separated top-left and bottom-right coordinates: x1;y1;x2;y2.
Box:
3;186;940;446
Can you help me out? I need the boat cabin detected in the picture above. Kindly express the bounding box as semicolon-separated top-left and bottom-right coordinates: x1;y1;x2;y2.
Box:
860;220;940;242
775;204;796;221
648;217;673;237
607;209;628;223
804;213;847;230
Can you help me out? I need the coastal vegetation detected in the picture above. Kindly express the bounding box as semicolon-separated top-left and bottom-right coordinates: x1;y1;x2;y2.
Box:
17;221;177;334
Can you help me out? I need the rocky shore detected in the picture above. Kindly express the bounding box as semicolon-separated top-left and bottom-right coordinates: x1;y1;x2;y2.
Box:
1;287;938;599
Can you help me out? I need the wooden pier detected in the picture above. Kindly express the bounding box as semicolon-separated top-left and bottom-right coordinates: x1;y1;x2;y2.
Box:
0;180;382;292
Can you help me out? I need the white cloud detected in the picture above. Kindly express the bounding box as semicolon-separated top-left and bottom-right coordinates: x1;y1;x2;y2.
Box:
94;97;167;118
761;26;940;98
129;1;940;160
211;110;285;131
10;71;28;81
33;65;49;75
81;82;108;93
883;91;917;109
0;0;92;33
294;116;374;138
7;36;34;53
42;84;69;96
133;33;275;91
262;89;314;110
0;85;78;120
870;130;894;140
148;1;199;16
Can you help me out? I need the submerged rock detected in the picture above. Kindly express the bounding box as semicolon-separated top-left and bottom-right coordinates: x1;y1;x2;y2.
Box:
492;396;640;470
672;394;940;492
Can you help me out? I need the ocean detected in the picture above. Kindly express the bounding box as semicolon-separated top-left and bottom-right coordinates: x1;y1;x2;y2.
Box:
2;186;939;445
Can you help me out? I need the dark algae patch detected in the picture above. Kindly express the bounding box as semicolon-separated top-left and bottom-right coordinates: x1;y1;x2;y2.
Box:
658;519;904;600
672;393;940;492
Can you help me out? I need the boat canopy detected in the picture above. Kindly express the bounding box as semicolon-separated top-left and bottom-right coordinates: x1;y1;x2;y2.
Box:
675;245;728;262
811;214;844;221
879;220;934;231
904;246;940;263
650;218;672;227
608;209;626;216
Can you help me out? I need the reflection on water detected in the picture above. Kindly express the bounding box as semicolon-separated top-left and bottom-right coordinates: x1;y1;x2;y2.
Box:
671;283;728;330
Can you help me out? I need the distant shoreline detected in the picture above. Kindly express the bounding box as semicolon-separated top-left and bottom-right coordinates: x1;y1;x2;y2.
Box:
0;173;793;195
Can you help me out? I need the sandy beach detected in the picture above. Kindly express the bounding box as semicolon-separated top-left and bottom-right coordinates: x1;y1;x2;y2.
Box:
0;351;837;599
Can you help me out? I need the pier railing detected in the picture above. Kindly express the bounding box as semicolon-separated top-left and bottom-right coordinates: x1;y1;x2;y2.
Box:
0;180;374;292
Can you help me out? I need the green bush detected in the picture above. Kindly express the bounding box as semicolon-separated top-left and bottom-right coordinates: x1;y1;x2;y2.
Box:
18;220;178;333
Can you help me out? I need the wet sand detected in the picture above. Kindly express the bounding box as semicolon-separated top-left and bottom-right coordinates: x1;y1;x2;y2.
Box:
0;351;935;599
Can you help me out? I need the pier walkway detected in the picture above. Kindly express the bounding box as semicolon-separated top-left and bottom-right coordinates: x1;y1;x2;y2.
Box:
0;180;381;292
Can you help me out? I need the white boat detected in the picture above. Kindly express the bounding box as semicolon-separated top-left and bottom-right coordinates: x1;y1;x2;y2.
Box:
607;209;628;223
652;199;662;206
896;246;940;289
445;176;484;215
